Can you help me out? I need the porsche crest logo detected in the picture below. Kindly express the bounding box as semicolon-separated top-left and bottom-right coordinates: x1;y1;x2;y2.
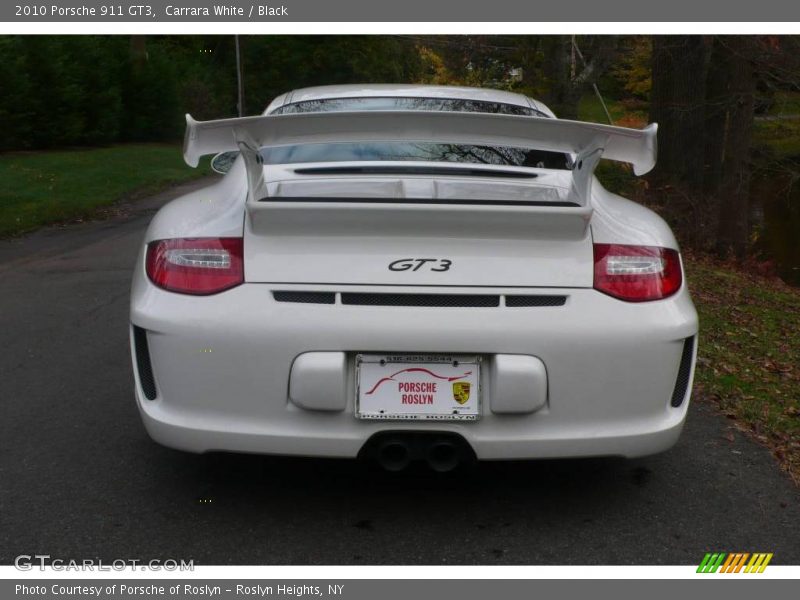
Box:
452;381;471;404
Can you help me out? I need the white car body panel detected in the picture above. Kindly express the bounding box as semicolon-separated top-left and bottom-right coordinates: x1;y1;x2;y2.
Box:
276;83;539;110
244;170;593;287
131;84;698;461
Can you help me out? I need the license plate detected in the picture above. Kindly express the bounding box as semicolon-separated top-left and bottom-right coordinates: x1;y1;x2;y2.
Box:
356;354;481;421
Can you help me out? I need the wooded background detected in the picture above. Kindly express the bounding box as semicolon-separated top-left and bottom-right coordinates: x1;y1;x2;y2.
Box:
1;35;798;276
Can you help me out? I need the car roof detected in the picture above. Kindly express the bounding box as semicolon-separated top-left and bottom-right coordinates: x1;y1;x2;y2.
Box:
266;84;555;117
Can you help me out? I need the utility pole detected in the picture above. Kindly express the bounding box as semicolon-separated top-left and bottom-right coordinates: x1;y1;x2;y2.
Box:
570;34;577;80
235;35;244;117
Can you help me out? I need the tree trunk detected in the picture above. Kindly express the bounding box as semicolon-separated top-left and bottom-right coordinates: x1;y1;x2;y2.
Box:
649;36;709;189
541;36;570;116
711;37;755;260
702;39;728;195
129;36;147;68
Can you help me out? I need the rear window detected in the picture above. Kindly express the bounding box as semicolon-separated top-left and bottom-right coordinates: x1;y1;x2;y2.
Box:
271;96;546;117
265;96;570;170
261;142;567;169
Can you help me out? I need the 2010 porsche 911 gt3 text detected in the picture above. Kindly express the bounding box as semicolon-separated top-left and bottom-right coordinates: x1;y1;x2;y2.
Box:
129;84;698;470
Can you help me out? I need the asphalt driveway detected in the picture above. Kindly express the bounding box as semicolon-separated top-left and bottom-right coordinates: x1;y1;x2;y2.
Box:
1;178;798;565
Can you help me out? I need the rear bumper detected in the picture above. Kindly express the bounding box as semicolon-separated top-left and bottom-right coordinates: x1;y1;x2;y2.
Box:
130;278;698;460
135;386;688;459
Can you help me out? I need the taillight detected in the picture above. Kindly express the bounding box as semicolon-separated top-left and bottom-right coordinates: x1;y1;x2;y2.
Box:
593;243;682;302
145;238;244;295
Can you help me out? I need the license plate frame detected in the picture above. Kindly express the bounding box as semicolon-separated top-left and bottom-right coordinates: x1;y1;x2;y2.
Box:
355;353;481;421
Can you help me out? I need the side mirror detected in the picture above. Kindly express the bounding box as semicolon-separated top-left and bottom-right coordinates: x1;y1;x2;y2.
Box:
210;151;240;175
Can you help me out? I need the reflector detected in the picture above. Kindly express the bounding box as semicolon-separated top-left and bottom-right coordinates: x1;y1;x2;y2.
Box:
606;255;665;275
164;248;232;269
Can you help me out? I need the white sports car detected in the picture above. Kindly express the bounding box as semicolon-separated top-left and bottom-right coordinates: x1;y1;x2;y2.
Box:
130;84;698;471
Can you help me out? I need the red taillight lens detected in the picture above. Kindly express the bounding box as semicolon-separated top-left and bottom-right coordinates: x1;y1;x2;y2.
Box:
145;238;244;295
593;243;682;302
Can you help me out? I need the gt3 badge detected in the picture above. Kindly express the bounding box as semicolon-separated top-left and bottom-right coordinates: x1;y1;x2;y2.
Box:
452;381;471;404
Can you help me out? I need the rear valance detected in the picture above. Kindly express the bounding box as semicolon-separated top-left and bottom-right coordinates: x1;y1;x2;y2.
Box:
183;111;657;205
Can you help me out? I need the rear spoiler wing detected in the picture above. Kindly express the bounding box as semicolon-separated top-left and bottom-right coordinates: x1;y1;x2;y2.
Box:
183;111;657;205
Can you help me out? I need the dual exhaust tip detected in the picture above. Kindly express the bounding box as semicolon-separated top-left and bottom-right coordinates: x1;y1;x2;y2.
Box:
363;433;473;472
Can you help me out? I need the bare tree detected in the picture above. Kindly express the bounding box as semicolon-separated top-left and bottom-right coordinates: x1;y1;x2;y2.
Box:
541;36;618;120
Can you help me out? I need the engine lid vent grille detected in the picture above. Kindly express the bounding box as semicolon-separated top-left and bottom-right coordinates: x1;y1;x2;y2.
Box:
505;295;567;307
273;291;568;308
341;293;499;308
273;291;336;304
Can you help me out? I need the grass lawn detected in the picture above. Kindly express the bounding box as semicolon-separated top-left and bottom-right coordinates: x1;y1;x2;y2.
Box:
685;253;800;483
767;90;800;116
754;117;800;158
0;144;211;237
577;94;648;127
